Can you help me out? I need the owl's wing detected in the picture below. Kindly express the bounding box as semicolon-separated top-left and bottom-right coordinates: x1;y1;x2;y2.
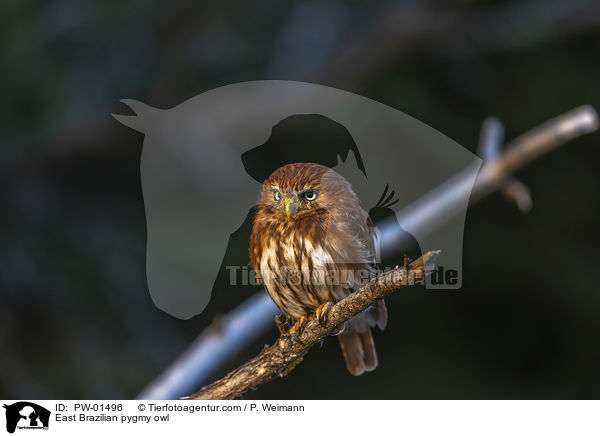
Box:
344;207;388;331
349;208;379;269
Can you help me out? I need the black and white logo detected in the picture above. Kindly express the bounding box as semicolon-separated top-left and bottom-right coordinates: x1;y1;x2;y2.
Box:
3;402;50;434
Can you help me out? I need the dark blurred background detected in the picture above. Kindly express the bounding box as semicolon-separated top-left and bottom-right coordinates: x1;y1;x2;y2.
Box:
1;0;600;399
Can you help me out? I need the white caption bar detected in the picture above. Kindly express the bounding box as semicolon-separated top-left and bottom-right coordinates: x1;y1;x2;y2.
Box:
0;400;598;436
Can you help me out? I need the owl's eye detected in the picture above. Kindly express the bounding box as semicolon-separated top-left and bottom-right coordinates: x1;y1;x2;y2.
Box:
274;191;281;201
303;190;317;201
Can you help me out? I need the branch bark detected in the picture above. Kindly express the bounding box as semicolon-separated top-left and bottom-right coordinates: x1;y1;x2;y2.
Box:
185;251;440;400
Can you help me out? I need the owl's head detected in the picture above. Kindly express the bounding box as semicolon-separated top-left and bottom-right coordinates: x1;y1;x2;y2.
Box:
260;162;356;220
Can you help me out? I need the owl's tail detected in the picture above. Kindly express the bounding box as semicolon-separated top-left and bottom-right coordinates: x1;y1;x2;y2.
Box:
337;329;378;376
337;298;387;376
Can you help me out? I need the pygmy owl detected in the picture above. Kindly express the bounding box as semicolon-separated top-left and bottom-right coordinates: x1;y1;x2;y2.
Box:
250;162;387;375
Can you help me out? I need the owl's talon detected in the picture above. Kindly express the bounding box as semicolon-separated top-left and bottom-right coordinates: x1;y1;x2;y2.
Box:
330;321;346;336
289;332;303;344
288;316;307;344
315;302;334;328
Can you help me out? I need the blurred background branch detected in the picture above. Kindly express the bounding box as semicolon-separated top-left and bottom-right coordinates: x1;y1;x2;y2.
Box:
137;292;278;400
477;118;533;212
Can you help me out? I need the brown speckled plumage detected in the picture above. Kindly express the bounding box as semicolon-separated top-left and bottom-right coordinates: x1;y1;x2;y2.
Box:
250;163;387;375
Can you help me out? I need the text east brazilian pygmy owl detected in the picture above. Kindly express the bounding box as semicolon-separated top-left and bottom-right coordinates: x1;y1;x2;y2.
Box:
250;162;387;375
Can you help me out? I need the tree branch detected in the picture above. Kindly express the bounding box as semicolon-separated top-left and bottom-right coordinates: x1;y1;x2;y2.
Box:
184;251;440;400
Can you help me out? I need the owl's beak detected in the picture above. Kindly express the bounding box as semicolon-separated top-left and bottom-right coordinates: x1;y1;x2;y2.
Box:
283;198;298;219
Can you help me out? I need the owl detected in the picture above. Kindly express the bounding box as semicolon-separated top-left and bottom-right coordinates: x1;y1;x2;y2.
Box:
250;162;387;376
